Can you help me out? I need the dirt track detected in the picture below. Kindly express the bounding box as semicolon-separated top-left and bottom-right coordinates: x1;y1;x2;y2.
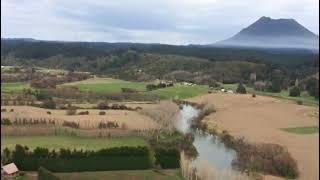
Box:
189;93;319;180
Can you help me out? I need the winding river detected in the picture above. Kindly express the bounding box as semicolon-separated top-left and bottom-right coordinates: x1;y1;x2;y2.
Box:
176;104;236;170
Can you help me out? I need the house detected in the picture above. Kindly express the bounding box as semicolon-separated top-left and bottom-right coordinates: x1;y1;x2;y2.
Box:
1;163;19;176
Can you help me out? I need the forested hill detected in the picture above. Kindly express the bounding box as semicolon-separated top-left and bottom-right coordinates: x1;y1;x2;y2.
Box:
1;38;318;84
1;38;318;66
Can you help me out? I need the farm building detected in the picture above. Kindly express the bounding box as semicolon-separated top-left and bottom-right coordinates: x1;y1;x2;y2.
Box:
1;163;19;176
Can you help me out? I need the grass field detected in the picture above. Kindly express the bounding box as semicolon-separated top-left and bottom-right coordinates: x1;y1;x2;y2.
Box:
147;85;208;99
1;136;147;150
55;169;183;180
63;78;209;99
62;78;147;93
222;83;319;106
1;82;30;92
281;126;319;134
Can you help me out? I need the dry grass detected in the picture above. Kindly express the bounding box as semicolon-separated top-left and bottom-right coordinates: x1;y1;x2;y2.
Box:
180;151;250;180
138;101;179;132
189;93;319;180
1;106;159;130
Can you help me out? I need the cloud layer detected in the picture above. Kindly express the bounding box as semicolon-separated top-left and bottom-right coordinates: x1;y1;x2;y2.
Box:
1;0;319;45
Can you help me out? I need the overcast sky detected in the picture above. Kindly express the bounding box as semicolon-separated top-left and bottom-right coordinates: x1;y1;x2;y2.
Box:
1;0;319;45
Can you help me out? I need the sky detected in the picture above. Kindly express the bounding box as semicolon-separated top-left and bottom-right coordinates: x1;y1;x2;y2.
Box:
1;0;319;45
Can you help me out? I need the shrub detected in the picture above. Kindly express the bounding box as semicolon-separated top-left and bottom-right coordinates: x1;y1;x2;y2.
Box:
62;121;79;129
146;84;158;91
121;88;138;93
306;77;319;99
208;80;220;89
289;86;300;97
97;101;109;110
252;93;256;98
297;100;303;105
66;107;77;115
38;166;60;180
47;111;51;115
154;148;180;169
1;118;12;125
99;111;106;115
232;142;299;179
10;109;14;112
41;99;56;109
78;111;89;115
236;83;247;94
1;109;7;112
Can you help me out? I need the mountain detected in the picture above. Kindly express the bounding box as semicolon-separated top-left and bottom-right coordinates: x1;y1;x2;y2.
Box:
215;16;319;50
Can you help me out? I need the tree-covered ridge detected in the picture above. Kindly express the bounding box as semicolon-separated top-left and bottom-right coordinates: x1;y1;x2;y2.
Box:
1;39;318;66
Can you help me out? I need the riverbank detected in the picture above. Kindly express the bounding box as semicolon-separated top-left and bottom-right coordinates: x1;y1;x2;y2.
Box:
188;93;319;180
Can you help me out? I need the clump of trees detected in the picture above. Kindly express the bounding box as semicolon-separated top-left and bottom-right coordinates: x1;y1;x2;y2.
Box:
146;82;173;91
289;86;300;97
236;83;247;94
208;80;221;89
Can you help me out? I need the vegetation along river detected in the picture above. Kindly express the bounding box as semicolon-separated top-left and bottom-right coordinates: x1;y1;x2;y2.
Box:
176;105;236;170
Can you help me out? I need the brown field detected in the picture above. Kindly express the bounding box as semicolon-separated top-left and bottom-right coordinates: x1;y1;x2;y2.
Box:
189;93;319;180
1;106;159;130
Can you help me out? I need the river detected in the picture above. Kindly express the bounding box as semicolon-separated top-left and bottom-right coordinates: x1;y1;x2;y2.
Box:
176;104;236;171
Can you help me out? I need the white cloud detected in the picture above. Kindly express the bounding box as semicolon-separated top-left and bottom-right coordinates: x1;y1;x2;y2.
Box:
1;0;318;44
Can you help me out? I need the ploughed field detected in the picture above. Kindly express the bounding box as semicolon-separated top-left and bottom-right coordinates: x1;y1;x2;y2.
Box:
189;92;319;180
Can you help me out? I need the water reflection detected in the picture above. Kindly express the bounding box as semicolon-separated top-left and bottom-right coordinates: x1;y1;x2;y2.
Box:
176;105;236;171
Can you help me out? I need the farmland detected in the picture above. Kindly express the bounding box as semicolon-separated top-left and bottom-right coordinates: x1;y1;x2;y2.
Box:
55;169;183;180
62;78;148;93
281;126;319;134
221;83;319;106
1;82;30;93
1;136;146;150
61;77;209;99
189;93;319;180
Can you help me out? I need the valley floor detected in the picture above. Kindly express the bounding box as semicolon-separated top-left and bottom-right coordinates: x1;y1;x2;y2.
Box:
189;93;319;180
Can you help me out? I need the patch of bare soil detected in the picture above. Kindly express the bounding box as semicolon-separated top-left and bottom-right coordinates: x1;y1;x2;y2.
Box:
189;93;319;180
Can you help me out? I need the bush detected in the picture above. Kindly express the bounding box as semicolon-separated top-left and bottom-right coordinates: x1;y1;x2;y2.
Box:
78;111;89;115
97;102;109;110
208;80;221;89
7;145;152;172
252;93;256;98
232;142;299;179
297;100;303;105
99;111;106;115
154;148;180;169
38;167;60;180
236;83;247;94
306;77;319;99
66;107;77;115
146;84;158;91
62;121;79;129
121;88;138;93
41;99;56;109
1;118;12;125
289;86;300;97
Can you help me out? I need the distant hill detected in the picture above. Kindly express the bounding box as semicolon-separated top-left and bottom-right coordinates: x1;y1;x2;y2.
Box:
215;16;319;50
